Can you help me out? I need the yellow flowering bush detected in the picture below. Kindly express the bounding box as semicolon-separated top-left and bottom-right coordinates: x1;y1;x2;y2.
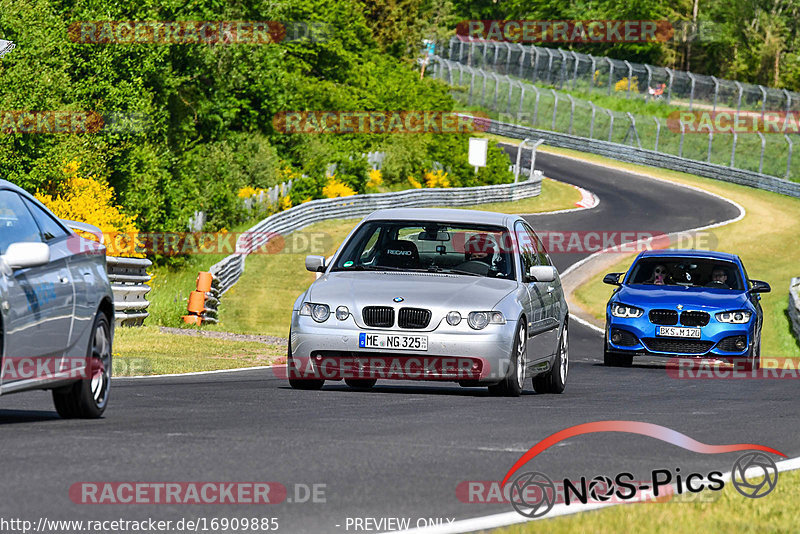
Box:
407;176;423;189
366;168;383;189
424;169;450;188
614;76;639;93
279;195;292;211
322;177;357;198
237;186;258;198
36;160;142;257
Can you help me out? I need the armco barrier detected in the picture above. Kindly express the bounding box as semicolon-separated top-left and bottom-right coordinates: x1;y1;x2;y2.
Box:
480;117;800;198
106;256;152;326
207;178;542;298
790;278;800;345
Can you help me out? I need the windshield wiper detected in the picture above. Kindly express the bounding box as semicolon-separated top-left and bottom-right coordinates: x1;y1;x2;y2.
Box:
424;265;481;277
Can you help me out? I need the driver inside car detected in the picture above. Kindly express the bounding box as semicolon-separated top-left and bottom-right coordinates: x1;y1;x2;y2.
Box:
709;267;729;288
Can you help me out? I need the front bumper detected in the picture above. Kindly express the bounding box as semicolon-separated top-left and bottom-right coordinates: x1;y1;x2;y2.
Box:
605;315;754;359
289;314;517;382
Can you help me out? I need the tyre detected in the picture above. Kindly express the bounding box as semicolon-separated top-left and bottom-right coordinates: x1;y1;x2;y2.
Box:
739;337;761;372
603;334;633;367
488;323;526;397
52;312;112;419
345;379;377;389
287;333;324;390
532;322;569;394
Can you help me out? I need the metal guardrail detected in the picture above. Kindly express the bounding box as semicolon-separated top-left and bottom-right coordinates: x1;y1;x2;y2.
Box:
208;178;543;295
478;116;800;198
106;256;152;327
790;278;800;345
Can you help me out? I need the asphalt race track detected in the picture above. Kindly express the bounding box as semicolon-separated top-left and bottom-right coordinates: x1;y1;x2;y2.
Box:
3;151;798;533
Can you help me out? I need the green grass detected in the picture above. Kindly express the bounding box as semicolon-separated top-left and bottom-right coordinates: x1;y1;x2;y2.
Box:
214;178;581;337
493;469;800;534
114;326;283;376
539;146;800;359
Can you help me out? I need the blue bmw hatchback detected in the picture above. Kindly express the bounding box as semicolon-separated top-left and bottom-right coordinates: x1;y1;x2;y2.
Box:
602;250;770;369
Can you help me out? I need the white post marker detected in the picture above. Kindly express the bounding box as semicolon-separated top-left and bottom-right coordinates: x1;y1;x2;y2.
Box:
0;40;15;59
468;137;488;175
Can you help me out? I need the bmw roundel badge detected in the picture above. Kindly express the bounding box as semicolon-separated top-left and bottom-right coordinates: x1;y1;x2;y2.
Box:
393;297;404;303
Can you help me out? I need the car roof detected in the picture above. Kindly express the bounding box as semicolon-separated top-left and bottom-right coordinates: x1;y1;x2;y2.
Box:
638;249;740;262
0;179;31;196
362;208;515;227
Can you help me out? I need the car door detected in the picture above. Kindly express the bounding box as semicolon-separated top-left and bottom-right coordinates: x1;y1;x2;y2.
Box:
525;222;562;348
514;221;555;363
0;190;74;386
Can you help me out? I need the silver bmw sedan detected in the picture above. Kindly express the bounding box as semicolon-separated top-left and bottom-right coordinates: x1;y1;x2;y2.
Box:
289;208;569;396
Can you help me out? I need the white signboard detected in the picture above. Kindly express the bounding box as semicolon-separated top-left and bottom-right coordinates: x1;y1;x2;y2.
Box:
468;137;488;168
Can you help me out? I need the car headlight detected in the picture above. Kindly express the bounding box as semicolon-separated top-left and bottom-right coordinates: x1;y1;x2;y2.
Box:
446;311;462;326
610;303;644;318
300;302;330;323
467;311;505;330
716;311;752;324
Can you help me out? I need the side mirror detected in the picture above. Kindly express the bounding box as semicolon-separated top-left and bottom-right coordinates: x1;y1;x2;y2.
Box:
527;265;556;283
748;279;771;293
305;255;327;273
603;272;624;286
1;242;50;270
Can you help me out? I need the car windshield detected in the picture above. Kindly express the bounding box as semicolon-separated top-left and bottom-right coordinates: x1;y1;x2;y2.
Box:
626;257;744;290
331;220;515;280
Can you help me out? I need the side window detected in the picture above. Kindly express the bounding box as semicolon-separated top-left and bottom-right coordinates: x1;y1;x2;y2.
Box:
21;197;69;242
524;222;551;266
0;191;43;254
515;221;538;276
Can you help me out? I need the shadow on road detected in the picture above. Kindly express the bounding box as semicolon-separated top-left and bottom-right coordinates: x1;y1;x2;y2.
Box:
279;384;541;396
0;409;61;425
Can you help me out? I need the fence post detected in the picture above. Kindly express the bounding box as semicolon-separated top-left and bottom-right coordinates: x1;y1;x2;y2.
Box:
518;44;527;78
531;84;541;126
589;55;597;89
759;85;767;123
514;138;531;183
625;112;641;148
624;60;633;99
607;58;614;96
605;109;614;142
571;51;580;90
785;134;794;179
567;94;575;134
665;68;674;104
490;72;500;110
480;69;488;106
531;46;540;83
551;89;559;130
506;75;514;114
711;76;719;114
735;81;743;122
784;89;792;114
449;37;457;60
679;121;685;158
547;49;555;85
730;129;738;167
529;139;545;180
588;101;596;139
558;49;569;89
493;41;501;66
706;126;713;163
653;117;661;152
468;66;475;106
688;72;696;110
757;131;766;174
644;65;653;101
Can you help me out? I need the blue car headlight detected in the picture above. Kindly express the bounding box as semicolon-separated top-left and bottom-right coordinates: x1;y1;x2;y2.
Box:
610;303;644;319
716;310;752;324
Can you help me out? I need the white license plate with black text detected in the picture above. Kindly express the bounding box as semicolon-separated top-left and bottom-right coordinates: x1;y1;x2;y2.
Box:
359;333;428;351
656;326;701;338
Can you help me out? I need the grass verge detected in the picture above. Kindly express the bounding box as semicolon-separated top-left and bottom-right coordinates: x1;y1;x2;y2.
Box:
213;177;581;337
114;326;284;376
494;469;799;534
527;145;800;359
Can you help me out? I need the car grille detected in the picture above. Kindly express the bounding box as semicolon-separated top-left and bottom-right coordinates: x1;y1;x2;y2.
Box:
362;306;394;327
398;308;431;329
716;335;747;352
649;309;678;325
641;338;714;354
680;311;710;327
610;328;639;346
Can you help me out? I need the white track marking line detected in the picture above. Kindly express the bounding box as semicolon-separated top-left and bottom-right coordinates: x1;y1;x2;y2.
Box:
114;364;279;380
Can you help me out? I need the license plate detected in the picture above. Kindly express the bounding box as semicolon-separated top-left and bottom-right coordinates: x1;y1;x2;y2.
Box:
359;333;428;351
656;326;701;338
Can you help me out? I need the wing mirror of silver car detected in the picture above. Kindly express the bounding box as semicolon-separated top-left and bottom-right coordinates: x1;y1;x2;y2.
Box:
527;265;556;283
603;272;624;286
1;242;50;271
305;255;327;273
748;279;771;293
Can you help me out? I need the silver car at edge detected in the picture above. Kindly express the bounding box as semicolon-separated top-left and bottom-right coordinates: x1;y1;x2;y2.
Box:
0;179;114;418
288;208;569;396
